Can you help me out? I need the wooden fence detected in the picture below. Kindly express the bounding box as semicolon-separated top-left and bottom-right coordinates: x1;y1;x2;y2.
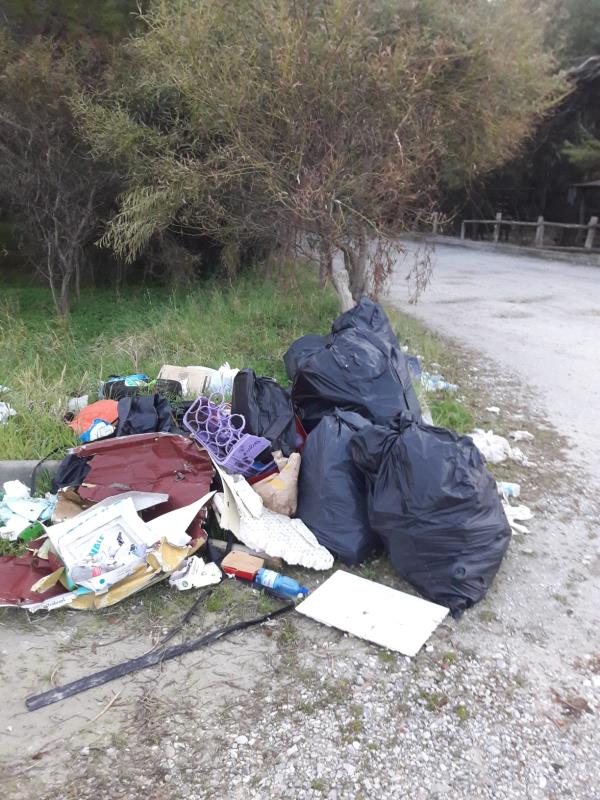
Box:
457;212;598;251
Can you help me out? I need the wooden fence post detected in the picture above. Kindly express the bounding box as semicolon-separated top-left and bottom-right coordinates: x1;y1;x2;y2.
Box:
534;216;545;247
585;216;598;250
460;221;466;240
432;212;439;236
493;212;502;244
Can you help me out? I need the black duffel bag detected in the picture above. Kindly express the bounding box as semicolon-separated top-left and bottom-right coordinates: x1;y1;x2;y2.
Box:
231;369;298;457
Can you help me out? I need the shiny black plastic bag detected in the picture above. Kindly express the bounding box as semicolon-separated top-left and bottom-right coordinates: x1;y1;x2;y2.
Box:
350;416;511;616
231;369;297;457
286;297;421;431
297;410;378;564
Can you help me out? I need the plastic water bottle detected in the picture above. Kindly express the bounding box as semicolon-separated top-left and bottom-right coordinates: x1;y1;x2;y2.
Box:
254;568;309;598
497;481;521;498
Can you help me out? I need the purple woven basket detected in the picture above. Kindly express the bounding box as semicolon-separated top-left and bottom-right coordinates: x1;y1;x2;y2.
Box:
183;394;270;474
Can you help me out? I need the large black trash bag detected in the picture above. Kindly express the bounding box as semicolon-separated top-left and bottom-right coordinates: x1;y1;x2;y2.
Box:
231;369;297;457
297;410;379;565
283;333;326;381
285;297;421;431
350;416;511;616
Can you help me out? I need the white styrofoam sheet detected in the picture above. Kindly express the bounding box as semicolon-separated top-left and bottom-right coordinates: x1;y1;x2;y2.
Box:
296;570;448;657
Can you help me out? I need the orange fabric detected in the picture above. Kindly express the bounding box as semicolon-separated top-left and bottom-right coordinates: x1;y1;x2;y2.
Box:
68;400;119;435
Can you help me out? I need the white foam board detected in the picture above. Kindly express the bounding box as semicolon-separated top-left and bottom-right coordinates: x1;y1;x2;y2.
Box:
296;570;448;657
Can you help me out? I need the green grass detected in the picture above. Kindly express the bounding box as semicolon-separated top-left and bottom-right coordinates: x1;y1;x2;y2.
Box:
0;266;338;459
0;267;473;458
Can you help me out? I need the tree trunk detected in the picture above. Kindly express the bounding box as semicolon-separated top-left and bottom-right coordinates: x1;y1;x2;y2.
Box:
351;226;370;299
57;272;71;316
330;248;354;312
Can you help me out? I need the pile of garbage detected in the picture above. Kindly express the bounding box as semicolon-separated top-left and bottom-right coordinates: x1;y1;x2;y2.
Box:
1;297;514;667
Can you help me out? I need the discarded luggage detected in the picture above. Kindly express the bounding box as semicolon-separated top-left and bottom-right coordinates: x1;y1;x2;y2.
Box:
101;373;150;401
231;369;298;456
297;410;378;565
350;415;511;616
286;297;421;431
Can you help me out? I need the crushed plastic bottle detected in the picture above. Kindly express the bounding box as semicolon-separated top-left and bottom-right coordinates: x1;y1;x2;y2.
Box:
420;372;458;393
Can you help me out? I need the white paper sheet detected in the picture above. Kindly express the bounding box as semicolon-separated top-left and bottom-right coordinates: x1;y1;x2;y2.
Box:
296;570;448;656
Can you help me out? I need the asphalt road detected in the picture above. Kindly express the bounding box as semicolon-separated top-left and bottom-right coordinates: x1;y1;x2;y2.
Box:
389;241;600;482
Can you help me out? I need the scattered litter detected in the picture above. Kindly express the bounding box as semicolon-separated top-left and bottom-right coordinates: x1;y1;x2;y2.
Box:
169;556;222;590
68;399;118;441
296;570;448;656
214;466;333;570
100;373;150;400
221;550;264;581
510;430;534;442
255;567;309;598
209;539;283;571
497;481;521;498
502;500;534;534
2;297;525;682
470;428;536;466
67;395;89;413
25;491;215;612
0;481;56;540
470;429;511;463
252;452;300;516
158;363;238;397
184;394;271;474
421;372;458;393
0;554;68;608
0;401;17;424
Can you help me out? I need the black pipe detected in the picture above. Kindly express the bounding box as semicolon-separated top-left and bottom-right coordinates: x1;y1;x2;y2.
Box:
26;601;293;711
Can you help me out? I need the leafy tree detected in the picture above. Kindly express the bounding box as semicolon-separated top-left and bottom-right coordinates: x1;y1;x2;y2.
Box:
546;0;600;63
0;0;141;42
0;34;119;315
563;131;600;178
76;0;564;309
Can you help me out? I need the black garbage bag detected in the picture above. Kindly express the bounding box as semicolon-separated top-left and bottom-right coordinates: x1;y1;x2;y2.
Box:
350;416;511;616
286;297;421;431
231;369;297;457
331;296;398;346
297;410;379;564
283;333;326;381
116;393;177;437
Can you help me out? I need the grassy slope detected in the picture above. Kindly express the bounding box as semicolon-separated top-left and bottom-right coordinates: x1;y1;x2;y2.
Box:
0;268;470;460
